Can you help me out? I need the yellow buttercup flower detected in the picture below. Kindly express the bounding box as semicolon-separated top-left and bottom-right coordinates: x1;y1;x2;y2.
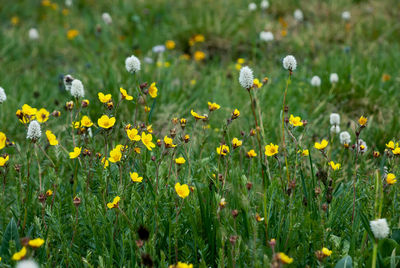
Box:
232;138;243;148
0;155;9;167
194;51;206;61
208;102;221;111
216;144;230;156
265;143;279;156
12;246;27;261
0;132;6;150
69;147;82;159
98;115;116;129
28;238;45;248
22;104;37;117
289;114;303;127
130;172;143;182
232;109;240;119
175;157;186;165
107;196;120;209
165;40;176;49
194;34;205;42
301;149;309;156
314;139;328;150
11;16;20;26
386;141;397;150
98;92;112;103
175;183;190;199
191;110;206;120
235;63;242;70
120;87;133;100
387;173;397;185
46;189;53;196
358;116;368;126
169;262;193;268
247;149;257;158
108;146;122;163
393;147;400;155
72;121;80;129
134;147;141;154
45;130;58;146
253;79;262;88
164;136;176;148
80;115;93;127
36;108;50;123
67;29;79;40
127;128;141;141
278;252;293;264
148;82;158;98
101;157;109;168
141;132;155;151
322;247;332;257
147;125;153;133
329;161;341;171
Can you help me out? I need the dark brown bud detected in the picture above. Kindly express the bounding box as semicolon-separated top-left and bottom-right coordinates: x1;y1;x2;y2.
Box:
302;120;308;126
140;82;148;90
151;156;156;162
14;164;21;172
38;193;46;204
322;203;328;211
52;110;61;117
284;106;289;113
21;237;30;247
81;100;89;108
231;209;239;218
250;129;256;136
65;101;74;111
246;182;253;191
170;128;176;138
229;235;238;245
284;117;289;123
73;197;81;207
315;187;321;195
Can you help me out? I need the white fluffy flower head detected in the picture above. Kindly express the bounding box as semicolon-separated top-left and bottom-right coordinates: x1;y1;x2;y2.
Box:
370;218;390;239
342;11;351;21
260;31;274;42
29;28;39;40
310;76;321;87
294;9;304;21
248;3;257;11
239;66;254;89
63;74;74;91
27;120;41;140
339;131;351;145
70;79;85;98
282;55;297;71
260;0;269;10
330;73;339;84
330;125;340;134
125;55;141;74
0;87;6;103
330;113;340;125
16;259;39;268
102;12;112;24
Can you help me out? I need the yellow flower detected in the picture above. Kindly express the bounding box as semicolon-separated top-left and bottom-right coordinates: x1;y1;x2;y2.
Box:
29;238;45;248
22;104;37;117
253;79;262;88
12;246;27;261
69;147;82;159
67;29;79;40
164;136;176;148
11;16;20;26
108;146;122;163
289;114;303;127
232;138;243;148
216;144;230;156
208;102;221;111
301;149;309;156
329;161;341;171
130;172;143;182
107;196;120;209
147;125;153;133
175;183;190;199
165;40;176;50
98;92;112;103
387;173;397;185
36;108;50;123
191;110;206;120
45;130;58;146
120;87;133;100
148;82;158;98
265;143;279;156
42;0;51;6
101;157;109;168
144;106;151;113
127;128;141;141
194;34;205;42
255;213;264;222
278;252;293;264
386;141;397;150
141;132;155;151
393;147;400;155
247;149;257;158
72;121;80;129
80;115;93;127
46;189;53;196
314;139;328;150
0;155;9;167
359;116;368;126
190;79;196;85
232;109;240;119
134;147;141;154
194;51;206;61
169;262;194;268
0;132;6;150
98;115;116;129
237;58;245;64
235;63;242;70
322;247;332;257
62;8;69;16
175;157;186;165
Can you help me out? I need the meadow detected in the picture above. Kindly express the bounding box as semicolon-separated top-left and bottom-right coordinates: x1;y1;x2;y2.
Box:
1;0;400;267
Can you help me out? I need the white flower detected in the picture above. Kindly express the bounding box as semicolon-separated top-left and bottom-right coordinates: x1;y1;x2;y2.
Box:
152;45;165;54
88;127;93;138
357;138;368;153
28;28;39;40
248;3;257;11
370;218;390;239
260;0;269;10
102;12;112;24
330;125;340;134
0;87;6;103
125;55;141;74
342;11;351;21
65;0;73;7
330;73;339;84
144;57;154;64
27;120;41;140
339;131;351;144
63;74;74;91
330;113;340;125
70;79;85;98
282;55;297;71
310;76;321;87
16;259;39;268
294;9;304;21
239;66;254;89
259;31;274;42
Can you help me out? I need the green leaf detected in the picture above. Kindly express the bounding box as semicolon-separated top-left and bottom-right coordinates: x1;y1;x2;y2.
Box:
378;238;400;259
392;228;400;244
0;218;21;258
334;255;353;268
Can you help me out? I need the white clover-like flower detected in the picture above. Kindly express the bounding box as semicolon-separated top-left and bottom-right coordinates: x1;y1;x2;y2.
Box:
282;55;297;71
70;79;85;98
0;87;6;103
330;73;339;84
16;259;39;268
65;0;73;7
28;28;39;40
330;125;340;134
152;45;165;54
294;9;304;21
144;57;154;64
330;113;340;125
342;11;351;21
239;66;254;89
102;12;112;24
259;31;274;42
248;3;257;11
339;131;351;144
27;120;41;140
357;138;368;153
370;218;390;239
260;0;269;10
63;74;74;91
310;76;321;87
125;55;141;74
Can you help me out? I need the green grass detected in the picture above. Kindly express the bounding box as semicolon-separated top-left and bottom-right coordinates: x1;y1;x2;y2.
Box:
1;0;400;267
